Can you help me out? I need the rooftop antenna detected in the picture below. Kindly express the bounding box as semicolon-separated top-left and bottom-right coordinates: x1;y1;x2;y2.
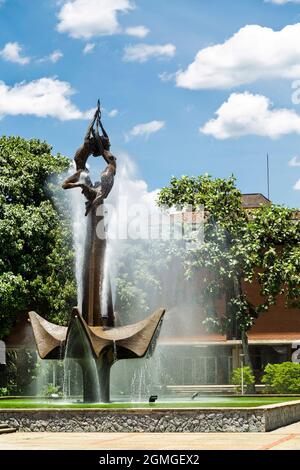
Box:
266;153;270;200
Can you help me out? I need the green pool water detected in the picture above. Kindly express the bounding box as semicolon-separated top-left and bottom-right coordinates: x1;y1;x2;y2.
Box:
0;396;299;409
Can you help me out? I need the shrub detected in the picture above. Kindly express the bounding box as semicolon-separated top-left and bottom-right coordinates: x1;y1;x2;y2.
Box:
261;362;300;394
42;384;62;398
231;366;255;392
0;387;8;396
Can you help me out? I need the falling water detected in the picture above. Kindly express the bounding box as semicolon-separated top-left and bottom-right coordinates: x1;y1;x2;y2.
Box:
62;332;72;399
112;340;118;363
131;360;152;402
104;156;214;401
100;249;110;318
47;155;213;403
64;316;101;402
64;168;88;308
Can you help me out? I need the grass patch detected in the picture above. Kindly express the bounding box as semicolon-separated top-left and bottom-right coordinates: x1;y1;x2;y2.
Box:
0;396;299;409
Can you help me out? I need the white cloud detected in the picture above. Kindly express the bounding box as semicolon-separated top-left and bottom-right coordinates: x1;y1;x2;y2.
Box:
107;108;118;118
0;77;93;120
265;1;300;4
294;179;300;190
123;43;176;63
200;92;300;139
83;42;95;54
0;42;30;65
57;0;134;39
48;50;63;63
289;156;300;167
106;153;161;245
39;50;63;63
159;71;177;82
176;24;300;90
125;25;150;38
125;120;165;140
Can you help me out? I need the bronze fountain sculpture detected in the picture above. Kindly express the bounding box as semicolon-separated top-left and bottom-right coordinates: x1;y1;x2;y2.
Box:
29;101;165;402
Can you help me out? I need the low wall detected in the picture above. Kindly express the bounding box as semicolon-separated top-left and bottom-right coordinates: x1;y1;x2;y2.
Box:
264;400;300;431
1;401;300;433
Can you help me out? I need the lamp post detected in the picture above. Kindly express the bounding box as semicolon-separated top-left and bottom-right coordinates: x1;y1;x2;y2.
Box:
240;353;245;395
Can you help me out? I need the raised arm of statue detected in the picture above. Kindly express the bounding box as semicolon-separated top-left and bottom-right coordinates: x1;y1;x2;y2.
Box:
84;109;99;143
98;117;109;141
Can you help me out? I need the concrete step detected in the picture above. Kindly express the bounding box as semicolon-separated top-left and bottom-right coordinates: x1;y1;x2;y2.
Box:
0;428;16;435
0;423;9;429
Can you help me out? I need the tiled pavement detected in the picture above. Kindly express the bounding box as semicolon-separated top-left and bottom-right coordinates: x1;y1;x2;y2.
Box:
0;421;300;450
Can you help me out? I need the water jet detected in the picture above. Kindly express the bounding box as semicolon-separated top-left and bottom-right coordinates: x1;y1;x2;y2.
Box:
29;101;165;403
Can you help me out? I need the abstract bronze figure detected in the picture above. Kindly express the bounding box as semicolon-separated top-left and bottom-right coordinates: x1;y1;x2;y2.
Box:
62;100;113;190
29;100;165;403
67;153;116;216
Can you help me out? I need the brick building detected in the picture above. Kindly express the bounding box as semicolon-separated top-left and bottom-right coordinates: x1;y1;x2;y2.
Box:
158;194;300;387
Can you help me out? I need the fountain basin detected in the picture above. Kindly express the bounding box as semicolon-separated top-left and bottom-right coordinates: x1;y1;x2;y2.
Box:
1;397;300;432
29;308;165;403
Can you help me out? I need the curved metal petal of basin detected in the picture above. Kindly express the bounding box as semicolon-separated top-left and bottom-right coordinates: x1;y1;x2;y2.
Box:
64;307;165;403
28;311;67;359
29;308;166;402
68;307;166;359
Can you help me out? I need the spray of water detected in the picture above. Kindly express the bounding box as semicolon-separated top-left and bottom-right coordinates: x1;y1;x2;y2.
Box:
42;155;219;403
64;166;88;308
103;156;210;400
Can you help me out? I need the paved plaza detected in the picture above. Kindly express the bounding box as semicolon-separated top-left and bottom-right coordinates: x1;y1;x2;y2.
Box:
0;421;300;450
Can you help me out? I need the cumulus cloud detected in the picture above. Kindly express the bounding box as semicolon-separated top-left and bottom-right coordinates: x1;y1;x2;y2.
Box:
57;0;134;39
159;71;177;82
0;77;93;120
289;156;300;167
107;109;118;118
83;42;95;54
176;24;300;89
48;50;63;63
109;153;159;209
125;25;150;38
0;42;30;65
201;92;300;139
265;1;300;4
123;43;176;62
125;120;165;141
294;179;300;190
39;50;63;63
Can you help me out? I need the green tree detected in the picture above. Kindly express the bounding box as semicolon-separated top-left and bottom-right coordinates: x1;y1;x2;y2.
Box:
0;136;76;338
113;239;184;324
231;366;255;393
262;362;300;394
158;175;300;390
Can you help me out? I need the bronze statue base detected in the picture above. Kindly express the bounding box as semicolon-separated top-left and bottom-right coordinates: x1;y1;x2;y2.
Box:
29;308;165;403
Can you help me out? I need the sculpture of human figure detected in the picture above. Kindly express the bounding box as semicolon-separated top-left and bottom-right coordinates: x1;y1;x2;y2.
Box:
75;152;117;216
62;101;111;190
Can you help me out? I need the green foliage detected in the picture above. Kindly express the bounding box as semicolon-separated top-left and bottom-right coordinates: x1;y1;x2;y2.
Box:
231;366;255;392
114;240;183;324
42;384;62;398
261;362;300;394
0;136;76;338
241;205;300;309
0;387;8;396
158;175;300;336
0;350;38;395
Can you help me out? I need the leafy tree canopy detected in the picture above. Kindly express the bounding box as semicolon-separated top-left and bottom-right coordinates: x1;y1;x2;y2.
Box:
0;136;76;338
158;175;300;337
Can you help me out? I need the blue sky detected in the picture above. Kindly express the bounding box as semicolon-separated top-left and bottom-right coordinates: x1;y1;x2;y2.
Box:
1;0;300;207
